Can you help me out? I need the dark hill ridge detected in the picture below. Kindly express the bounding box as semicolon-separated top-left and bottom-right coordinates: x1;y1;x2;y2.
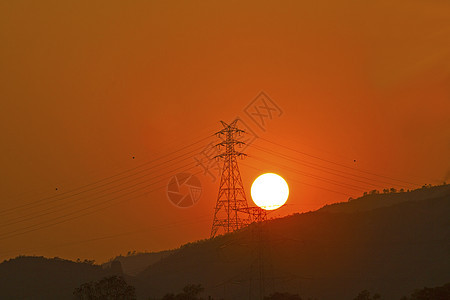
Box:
136;185;450;300
318;184;450;214
0;256;110;299
102;249;175;276
0;185;448;299
108;185;450;278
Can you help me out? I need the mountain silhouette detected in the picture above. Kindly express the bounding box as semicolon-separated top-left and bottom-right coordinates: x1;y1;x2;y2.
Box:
1;184;448;299
135;185;450;299
0;256;113;299
102;249;175;276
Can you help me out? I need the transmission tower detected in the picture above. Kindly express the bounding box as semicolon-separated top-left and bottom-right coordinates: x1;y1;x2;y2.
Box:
210;120;251;238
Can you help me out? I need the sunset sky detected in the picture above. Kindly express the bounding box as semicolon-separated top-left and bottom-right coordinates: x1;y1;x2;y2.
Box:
1;1;449;263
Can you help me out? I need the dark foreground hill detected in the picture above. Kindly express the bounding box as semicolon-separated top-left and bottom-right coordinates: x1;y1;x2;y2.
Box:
136;185;450;300
0;256;112;299
0;185;448;299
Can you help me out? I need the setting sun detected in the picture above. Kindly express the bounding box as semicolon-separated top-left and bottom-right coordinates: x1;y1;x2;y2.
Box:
251;173;289;210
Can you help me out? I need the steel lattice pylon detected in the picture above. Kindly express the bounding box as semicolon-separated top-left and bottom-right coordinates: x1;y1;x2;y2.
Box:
210;120;252;238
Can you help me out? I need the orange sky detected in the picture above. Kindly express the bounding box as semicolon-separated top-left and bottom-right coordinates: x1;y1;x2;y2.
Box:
0;1;449;263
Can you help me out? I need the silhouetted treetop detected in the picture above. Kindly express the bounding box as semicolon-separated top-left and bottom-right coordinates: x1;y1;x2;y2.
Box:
73;275;136;300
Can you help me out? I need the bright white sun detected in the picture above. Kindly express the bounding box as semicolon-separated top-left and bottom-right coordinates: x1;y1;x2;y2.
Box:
251;173;289;210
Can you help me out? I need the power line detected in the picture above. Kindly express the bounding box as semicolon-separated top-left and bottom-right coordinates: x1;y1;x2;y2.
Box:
0;167;203;241
240;162;353;197
0;135;212;217
0;141;206;224
0;160;199;227
250;143;407;189
259;137;419;186
249;154;366;192
0;128;218;240
0;212;213;258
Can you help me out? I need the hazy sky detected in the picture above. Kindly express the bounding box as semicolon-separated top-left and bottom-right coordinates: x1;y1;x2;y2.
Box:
1;1;449;263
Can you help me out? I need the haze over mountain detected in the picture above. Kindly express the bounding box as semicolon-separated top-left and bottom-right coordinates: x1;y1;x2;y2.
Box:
1;184;448;299
103;249;175;277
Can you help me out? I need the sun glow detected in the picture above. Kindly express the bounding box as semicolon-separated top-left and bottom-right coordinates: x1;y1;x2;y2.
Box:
251;173;289;210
